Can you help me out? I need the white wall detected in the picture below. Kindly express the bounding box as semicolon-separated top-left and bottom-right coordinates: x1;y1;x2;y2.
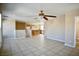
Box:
45;15;65;42
65;9;79;47
3;20;15;39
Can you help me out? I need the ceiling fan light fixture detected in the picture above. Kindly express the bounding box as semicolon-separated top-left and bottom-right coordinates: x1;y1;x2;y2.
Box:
39;10;44;16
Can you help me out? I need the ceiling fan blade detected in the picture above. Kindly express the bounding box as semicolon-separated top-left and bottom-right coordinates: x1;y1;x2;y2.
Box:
43;16;48;20
45;15;56;18
2;15;8;17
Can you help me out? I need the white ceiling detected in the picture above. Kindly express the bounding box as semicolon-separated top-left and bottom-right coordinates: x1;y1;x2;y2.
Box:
1;3;79;22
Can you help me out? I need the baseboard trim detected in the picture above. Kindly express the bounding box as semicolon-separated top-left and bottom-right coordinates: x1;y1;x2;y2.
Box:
65;43;75;48
46;36;65;42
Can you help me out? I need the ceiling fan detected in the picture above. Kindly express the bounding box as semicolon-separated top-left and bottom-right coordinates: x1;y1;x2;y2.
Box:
39;10;56;20
2;15;8;17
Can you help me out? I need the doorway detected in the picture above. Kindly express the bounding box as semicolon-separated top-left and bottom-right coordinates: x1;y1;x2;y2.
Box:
31;22;44;36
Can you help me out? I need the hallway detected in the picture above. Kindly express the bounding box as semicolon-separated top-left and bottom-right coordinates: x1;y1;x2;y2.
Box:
0;35;79;56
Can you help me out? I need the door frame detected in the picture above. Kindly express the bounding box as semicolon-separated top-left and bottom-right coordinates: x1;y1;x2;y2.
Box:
74;16;79;48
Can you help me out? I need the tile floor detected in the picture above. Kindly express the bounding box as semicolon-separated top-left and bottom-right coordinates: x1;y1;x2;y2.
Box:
0;34;79;56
